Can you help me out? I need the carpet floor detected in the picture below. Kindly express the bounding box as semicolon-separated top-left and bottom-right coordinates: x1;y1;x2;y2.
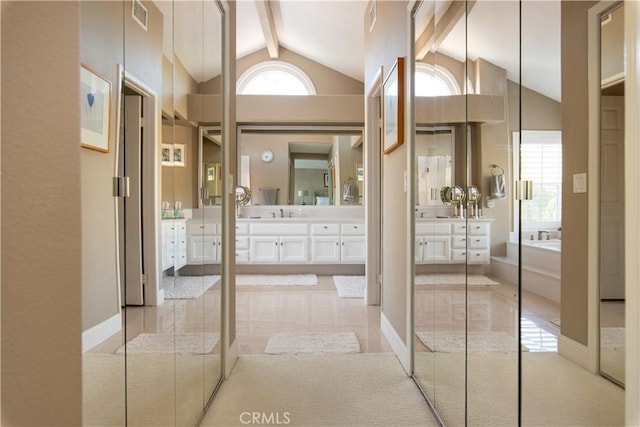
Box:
332;275;365;298
83;353;221;427
264;332;360;355
163;275;220;299
200;354;438;426
414;351;624;426
236;274;318;286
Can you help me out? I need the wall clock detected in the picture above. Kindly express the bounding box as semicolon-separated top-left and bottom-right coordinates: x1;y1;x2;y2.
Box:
261;149;274;163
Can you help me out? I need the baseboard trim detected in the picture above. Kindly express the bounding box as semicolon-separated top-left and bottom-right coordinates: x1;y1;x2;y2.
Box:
558;333;591;371
381;312;409;374
225;339;238;379
82;313;121;353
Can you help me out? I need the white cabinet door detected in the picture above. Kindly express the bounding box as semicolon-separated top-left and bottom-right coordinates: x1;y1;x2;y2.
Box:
280;236;309;263
311;236;341;263
415;237;425;263
423;235;451;263
162;222;175;271
250;236;279;263
174;220;187;270
188;235;217;264
341;236;366;263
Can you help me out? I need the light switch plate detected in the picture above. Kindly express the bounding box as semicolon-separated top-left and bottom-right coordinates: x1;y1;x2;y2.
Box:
573;173;587;193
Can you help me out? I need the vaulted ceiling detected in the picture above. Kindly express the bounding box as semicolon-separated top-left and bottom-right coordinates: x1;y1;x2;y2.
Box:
155;0;561;101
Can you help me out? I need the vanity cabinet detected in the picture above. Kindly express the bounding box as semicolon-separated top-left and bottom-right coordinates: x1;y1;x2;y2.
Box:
187;222;222;265
162;219;187;271
250;236;309;263
415;220;491;265
309;222;365;264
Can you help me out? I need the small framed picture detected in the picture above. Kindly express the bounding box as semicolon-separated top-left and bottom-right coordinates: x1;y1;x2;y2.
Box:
207;166;216;181
383;57;405;155
173;144;186;167
161;144;173;166
80;64;111;152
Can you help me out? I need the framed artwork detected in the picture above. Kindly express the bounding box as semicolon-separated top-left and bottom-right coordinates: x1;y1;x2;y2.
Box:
80;64;111;152
324;173;329;187
207;166;216;181
161;144;173;166
382;57;405;155
173;144;186;167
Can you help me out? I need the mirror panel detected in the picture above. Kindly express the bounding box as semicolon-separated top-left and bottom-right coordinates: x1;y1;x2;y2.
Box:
238;128;364;206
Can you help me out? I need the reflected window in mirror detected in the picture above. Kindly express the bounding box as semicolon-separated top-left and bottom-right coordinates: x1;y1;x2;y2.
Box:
416;127;455;206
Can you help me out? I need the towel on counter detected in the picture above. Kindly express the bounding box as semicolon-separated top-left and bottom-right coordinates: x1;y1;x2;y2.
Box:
490;174;506;199
343;183;355;203
261;188;278;205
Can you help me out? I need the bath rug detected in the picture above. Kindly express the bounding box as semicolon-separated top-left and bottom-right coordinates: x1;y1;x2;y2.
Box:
415;274;499;286
264;332;360;355
163;275;220;299
332;275;365;298
236;274;318;286
116;332;219;355
416;331;528;353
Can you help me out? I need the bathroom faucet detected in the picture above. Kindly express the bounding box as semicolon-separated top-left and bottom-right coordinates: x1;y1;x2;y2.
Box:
270;212;276;218
279;208;284;218
538;230;550;240
420;212;426;218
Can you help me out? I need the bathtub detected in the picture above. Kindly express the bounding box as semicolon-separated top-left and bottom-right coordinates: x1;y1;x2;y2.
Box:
492;239;561;303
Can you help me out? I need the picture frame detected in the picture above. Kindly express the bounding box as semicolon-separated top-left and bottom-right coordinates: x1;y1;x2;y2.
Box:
80;64;111;152
324;173;329;187
207;166;216;181
173;144;186;167
382;57;405;155
161;144;173;166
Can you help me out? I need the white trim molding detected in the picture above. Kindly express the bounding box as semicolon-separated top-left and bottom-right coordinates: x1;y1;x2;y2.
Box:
381;313;410;374
82;313;121;353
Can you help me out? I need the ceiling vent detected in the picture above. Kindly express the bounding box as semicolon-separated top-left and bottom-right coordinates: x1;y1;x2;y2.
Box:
132;0;148;31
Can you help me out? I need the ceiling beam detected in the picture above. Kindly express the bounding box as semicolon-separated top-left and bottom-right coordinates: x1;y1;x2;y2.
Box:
416;0;477;60
255;0;280;59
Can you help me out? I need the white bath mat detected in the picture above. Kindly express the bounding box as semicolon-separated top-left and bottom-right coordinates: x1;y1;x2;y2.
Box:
415;274;499;286
416;331;528;353
601;327;625;348
332;276;365;298
236;274;318;286
264;332;361;355
116;333;220;355
163;275;220;299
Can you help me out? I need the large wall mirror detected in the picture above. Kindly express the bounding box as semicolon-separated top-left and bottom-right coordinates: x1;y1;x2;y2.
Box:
237;127;364;206
415;126;454;206
81;1;225;425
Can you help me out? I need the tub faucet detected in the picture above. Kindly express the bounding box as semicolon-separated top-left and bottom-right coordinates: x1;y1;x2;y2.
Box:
538;230;550;240
279;208;284;218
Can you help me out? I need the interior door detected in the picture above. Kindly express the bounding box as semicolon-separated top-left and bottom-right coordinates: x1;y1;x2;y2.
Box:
123;94;144;305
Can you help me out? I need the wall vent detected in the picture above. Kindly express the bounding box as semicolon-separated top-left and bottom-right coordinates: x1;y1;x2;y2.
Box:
132;0;148;31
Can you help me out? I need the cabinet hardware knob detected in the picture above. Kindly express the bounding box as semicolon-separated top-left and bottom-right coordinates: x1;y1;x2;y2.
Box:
274;242;278;246
280;242;284;246
200;225;204;229
323;226;328;229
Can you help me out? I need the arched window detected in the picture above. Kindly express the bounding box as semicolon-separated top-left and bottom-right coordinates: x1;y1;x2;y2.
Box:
415;63;472;96
237;61;317;95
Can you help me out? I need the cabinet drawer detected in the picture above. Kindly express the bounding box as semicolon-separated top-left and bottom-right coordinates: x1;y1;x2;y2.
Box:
416;222;451;235
235;222;250;235
451;222;469;235
341;223;364;235
468;236;488;249
188;222;217;235
311;223;340;235
236;236;249;250
451;235;468;249
468;250;490;264
468;222;489;235
250;223;308;235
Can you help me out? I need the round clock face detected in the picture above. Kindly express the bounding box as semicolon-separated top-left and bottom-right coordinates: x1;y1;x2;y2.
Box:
261;149;274;163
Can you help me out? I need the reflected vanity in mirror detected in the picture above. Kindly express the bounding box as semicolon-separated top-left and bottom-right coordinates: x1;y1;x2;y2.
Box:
237;126;364;207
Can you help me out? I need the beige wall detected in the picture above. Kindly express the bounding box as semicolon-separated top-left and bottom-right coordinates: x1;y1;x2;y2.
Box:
80;0;163;331
560;0;598;346
236;47;364;95
2;2;82;424
365;0;409;343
